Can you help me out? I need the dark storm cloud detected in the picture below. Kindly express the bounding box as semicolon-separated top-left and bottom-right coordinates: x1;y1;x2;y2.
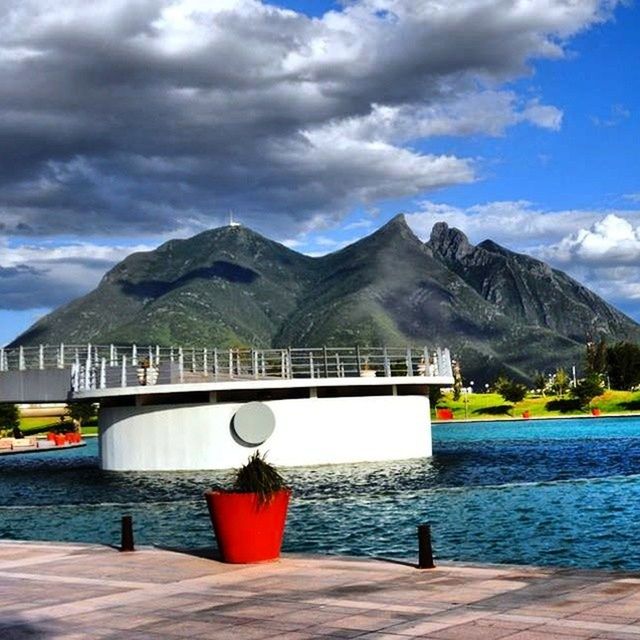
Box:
0;241;151;309
0;0;616;239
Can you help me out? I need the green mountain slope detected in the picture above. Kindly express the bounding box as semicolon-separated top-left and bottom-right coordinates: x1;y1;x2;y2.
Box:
10;216;640;383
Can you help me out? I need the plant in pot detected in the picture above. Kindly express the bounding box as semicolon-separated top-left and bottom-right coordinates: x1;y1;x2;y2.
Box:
205;451;291;564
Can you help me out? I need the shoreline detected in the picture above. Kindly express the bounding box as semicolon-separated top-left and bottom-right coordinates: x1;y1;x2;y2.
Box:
433;410;640;425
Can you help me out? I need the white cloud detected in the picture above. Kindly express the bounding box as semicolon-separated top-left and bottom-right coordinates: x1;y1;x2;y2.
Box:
0;240;154;309
544;214;640;264
0;0;618;240
591;103;631;127
406;200;609;248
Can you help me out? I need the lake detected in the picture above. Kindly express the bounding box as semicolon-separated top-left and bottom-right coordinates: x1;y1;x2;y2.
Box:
3;417;640;570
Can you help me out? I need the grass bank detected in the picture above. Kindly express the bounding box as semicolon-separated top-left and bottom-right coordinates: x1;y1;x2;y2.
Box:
19;415;98;436
432;389;640;421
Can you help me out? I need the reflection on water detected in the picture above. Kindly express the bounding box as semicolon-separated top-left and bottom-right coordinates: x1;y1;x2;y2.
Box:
3;417;640;570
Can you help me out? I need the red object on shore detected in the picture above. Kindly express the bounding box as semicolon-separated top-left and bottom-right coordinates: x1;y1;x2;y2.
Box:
53;434;66;446
436;408;454;420
522;410;531;419
591;408;602;416
205;489;290;564
46;432;56;441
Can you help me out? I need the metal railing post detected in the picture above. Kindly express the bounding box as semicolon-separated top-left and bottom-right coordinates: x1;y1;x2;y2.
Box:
287;348;293;379
19;346;25;371
121;355;127;387
406;347;413;376
213;348;218;380
70;362;78;391
323;346;329;378
100;358;106;389
84;355;91;390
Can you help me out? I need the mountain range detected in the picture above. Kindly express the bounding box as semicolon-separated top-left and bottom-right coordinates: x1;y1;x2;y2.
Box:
10;215;640;383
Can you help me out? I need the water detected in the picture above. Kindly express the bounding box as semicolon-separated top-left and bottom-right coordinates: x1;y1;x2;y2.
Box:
4;417;640;570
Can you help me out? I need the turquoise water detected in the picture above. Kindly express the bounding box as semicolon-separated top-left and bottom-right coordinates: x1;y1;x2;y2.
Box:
3;417;640;570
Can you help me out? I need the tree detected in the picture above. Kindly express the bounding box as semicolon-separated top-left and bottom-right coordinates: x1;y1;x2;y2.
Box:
553;368;569;397
533;371;547;396
452;359;462;401
0;403;20;433
429;385;443;408
586;337;607;377
495;376;528;404
571;374;604;408
606;342;640;390
66;402;97;431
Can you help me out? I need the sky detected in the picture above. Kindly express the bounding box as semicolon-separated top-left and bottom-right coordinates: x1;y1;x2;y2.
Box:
0;0;639;345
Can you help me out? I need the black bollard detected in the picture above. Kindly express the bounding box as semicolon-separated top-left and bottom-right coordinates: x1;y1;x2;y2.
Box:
120;515;135;552
417;523;435;569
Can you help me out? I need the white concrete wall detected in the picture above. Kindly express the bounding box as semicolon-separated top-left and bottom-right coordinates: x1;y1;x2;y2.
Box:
99;395;431;471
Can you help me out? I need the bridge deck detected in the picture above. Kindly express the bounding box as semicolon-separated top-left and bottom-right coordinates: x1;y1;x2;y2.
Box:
0;344;454;403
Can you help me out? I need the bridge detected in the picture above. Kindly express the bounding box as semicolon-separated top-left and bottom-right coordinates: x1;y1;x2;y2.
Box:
0;344;453;403
0;344;454;471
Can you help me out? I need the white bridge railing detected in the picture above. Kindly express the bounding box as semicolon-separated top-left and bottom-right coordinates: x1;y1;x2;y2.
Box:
0;344;452;393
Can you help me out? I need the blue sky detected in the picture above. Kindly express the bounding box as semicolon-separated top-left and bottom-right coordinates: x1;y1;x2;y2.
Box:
1;0;639;344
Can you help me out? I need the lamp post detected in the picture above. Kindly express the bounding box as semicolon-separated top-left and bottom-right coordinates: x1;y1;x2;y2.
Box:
464;381;475;420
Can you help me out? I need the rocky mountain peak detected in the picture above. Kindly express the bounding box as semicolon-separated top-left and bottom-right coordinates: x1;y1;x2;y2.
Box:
428;221;474;260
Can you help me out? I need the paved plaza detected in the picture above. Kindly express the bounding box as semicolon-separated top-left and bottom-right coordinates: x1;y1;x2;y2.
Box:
2;541;640;639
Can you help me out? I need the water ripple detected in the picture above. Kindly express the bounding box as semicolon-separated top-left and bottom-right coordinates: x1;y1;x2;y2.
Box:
4;417;640;570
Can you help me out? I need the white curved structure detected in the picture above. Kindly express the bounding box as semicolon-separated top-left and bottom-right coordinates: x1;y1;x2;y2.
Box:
66;345;453;471
99;392;431;471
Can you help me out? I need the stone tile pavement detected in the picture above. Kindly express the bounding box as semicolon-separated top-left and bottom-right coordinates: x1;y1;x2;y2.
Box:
2;541;640;638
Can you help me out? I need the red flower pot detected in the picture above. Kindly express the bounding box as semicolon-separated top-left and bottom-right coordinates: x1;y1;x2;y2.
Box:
205;489;290;564
591;408;602;416
522;410;531;419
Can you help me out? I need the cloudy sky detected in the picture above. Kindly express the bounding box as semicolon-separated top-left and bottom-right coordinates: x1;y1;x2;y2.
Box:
1;0;639;345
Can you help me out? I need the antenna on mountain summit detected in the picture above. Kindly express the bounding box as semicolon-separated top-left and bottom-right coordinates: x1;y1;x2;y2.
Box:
228;211;241;228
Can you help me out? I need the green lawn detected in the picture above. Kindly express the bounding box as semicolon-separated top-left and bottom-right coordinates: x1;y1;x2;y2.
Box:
433;389;640;421
18;415;98;436
9;388;640;433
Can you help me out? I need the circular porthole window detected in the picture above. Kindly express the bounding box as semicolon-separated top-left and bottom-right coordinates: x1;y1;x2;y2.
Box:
231;402;276;447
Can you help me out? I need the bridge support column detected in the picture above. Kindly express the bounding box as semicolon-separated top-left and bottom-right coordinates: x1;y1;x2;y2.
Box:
98;395;431;471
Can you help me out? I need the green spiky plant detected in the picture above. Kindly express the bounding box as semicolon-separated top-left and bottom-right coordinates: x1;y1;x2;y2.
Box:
232;451;289;506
